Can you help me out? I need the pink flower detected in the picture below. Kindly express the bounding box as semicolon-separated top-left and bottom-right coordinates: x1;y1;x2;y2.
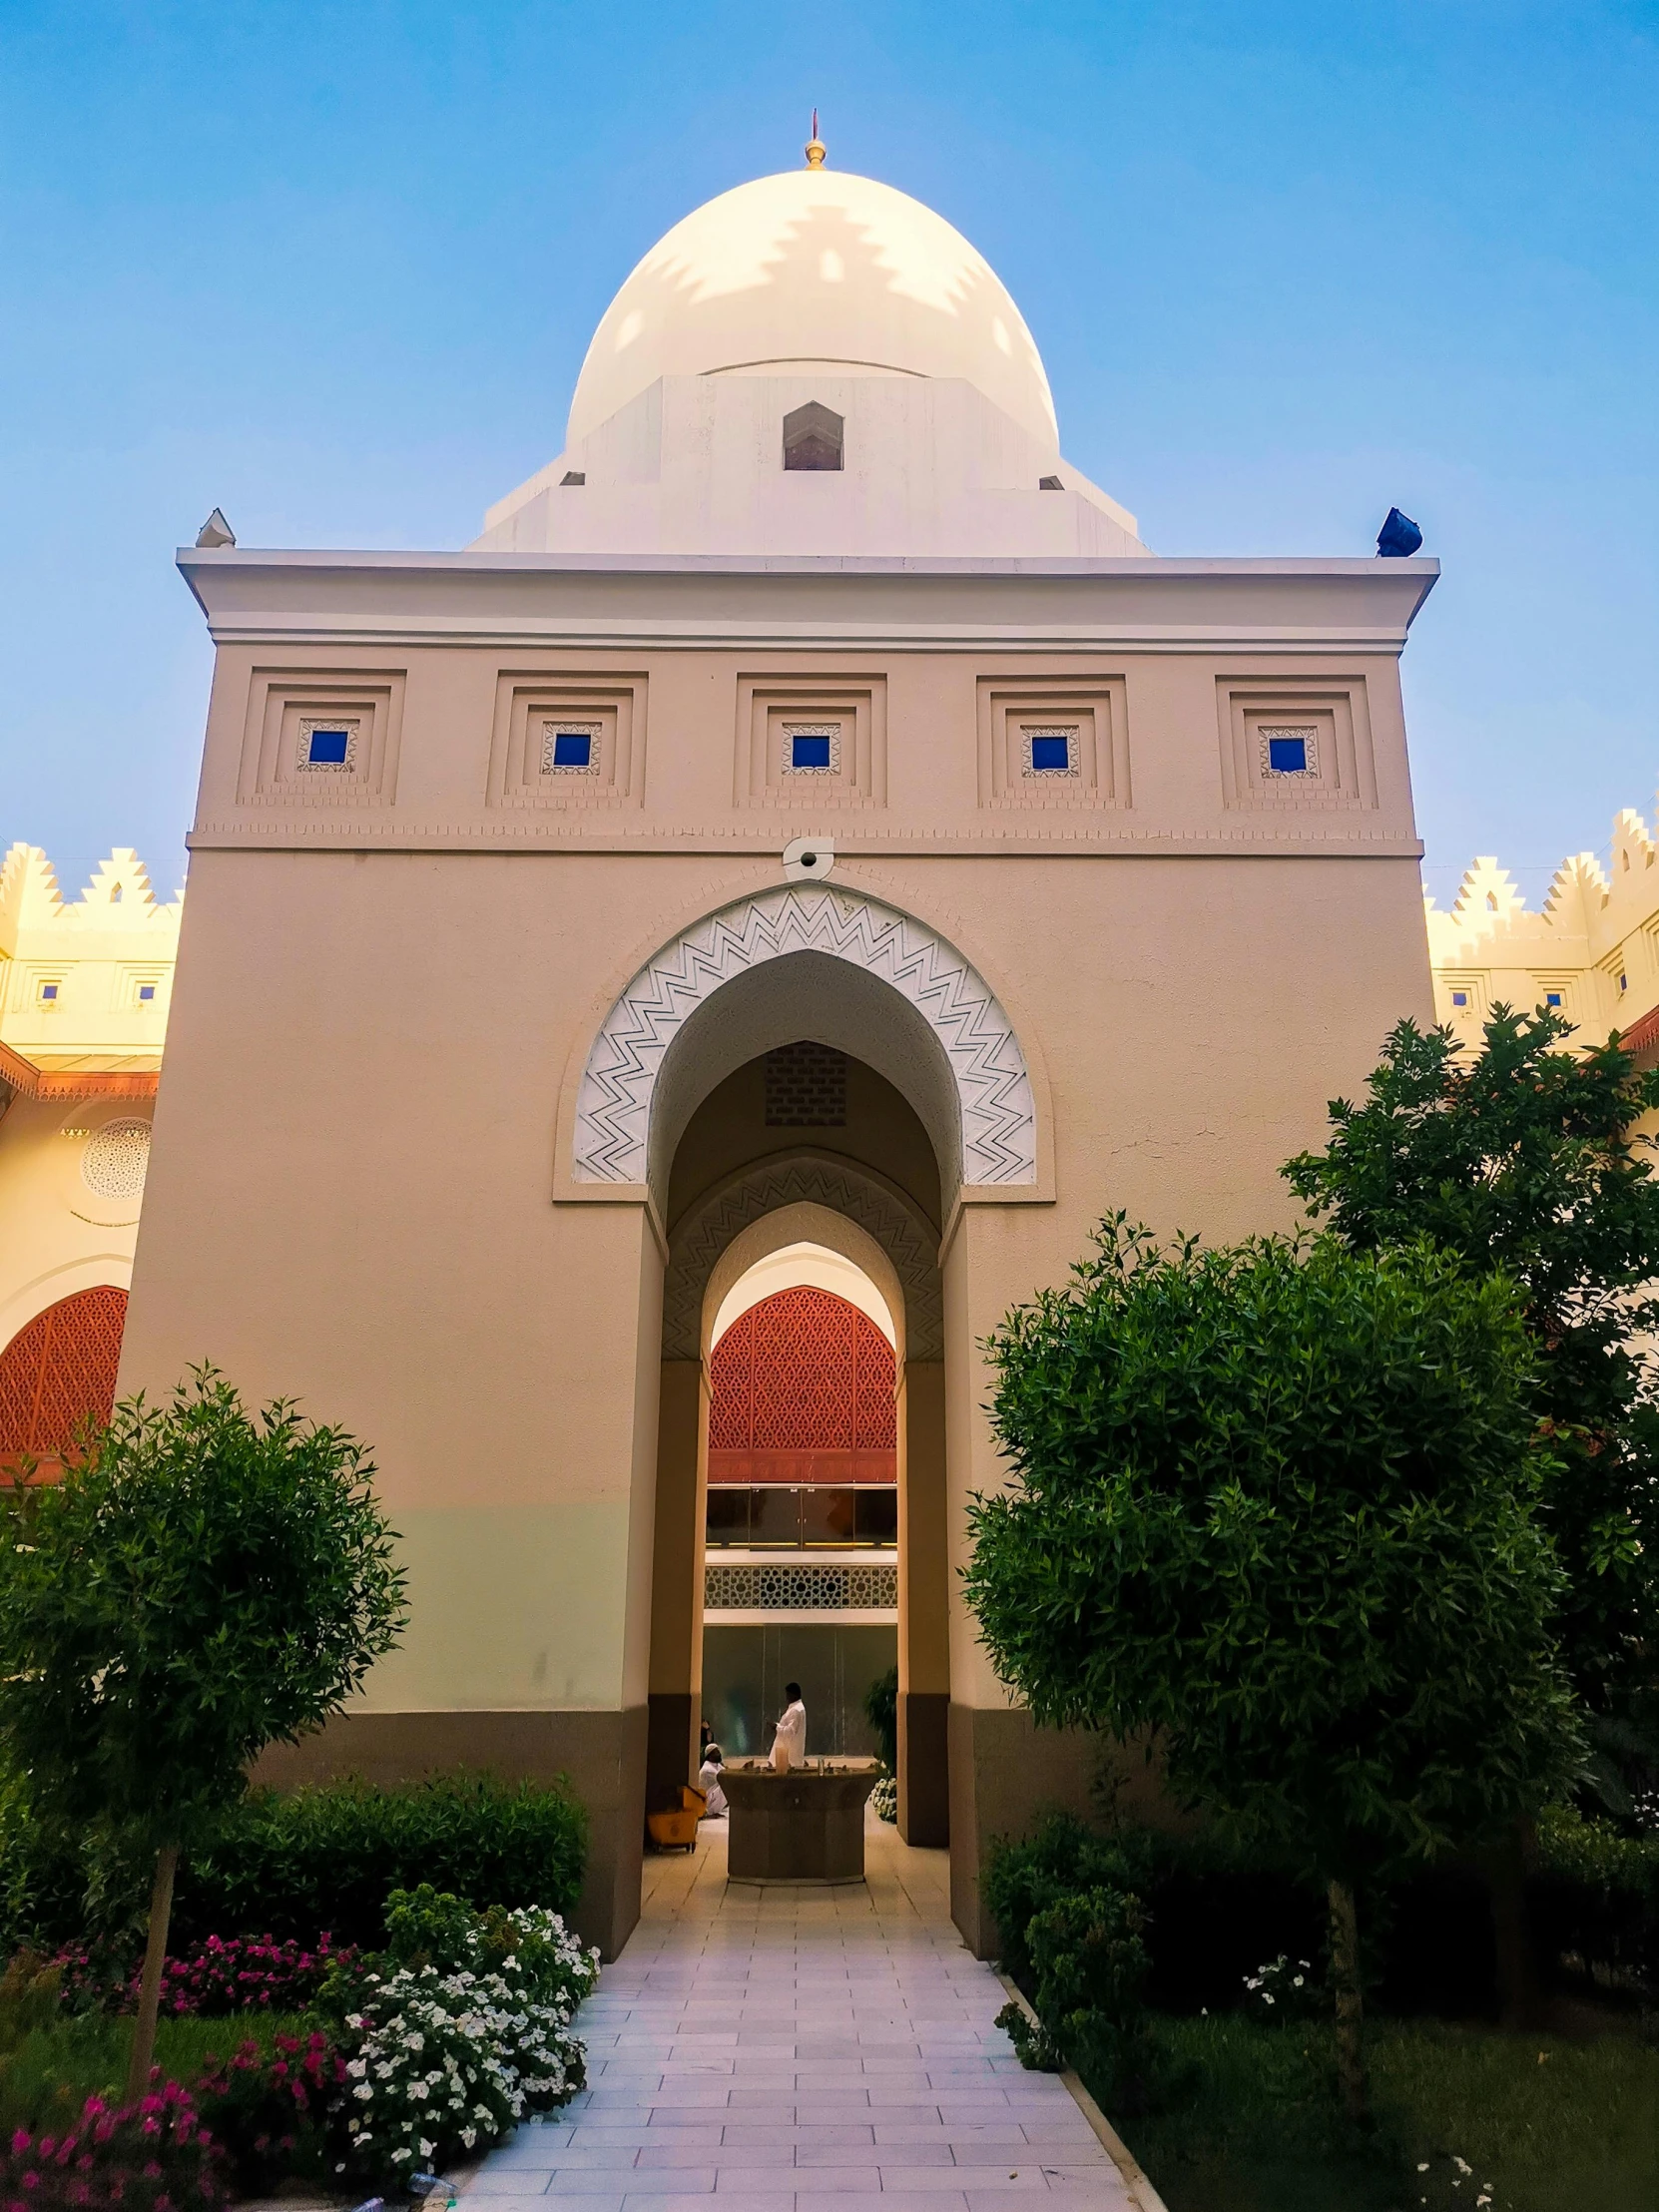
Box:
10;2134;30;2157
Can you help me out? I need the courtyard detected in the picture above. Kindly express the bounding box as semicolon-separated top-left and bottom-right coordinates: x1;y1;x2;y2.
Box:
462;1814;1152;2212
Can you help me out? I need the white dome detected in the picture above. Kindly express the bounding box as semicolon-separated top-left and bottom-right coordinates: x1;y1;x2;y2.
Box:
565;165;1060;452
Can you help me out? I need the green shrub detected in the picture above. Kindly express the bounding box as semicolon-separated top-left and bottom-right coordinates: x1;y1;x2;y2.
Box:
862;1666;898;1773
172;1777;588;1949
996;1882;1150;2099
1531;1802;1659;2003
984;1812;1149;1983
0;1775;588;1958
1534;1803;1659;1899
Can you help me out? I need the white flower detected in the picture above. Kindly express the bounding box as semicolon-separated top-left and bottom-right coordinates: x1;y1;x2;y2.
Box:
1262;1993;1275;2005
353;2084;373;2102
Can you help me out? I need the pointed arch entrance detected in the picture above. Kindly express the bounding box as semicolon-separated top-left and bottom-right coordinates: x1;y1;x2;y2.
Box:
643;1051;952;1847
573;884;1039;1200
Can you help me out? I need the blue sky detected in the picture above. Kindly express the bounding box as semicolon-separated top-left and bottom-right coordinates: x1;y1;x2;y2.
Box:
1;1;1654;903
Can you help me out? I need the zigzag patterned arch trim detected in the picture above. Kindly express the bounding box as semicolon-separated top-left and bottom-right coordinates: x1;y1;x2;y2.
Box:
574;886;1037;1188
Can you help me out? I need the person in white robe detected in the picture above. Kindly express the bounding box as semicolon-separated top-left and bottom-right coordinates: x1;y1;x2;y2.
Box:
698;1744;729;1819
770;1682;807;1772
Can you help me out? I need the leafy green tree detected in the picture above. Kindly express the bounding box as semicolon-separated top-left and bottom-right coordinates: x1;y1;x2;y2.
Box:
1283;1006;1659;1768
862;1663;898;1773
964;1223;1580;2115
0;1369;407;2096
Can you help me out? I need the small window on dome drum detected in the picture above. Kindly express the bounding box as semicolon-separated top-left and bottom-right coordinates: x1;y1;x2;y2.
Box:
783;401;843;472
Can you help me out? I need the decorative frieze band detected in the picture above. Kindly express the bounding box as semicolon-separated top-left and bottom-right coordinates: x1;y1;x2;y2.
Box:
704;1561;898;1612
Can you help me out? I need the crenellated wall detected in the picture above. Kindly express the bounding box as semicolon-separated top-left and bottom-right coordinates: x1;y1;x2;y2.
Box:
0;843;182;1393
1424;801;1659;1049
0;843;182;1068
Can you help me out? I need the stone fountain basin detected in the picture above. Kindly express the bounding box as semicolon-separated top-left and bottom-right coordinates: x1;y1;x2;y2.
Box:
723;1762;879;1885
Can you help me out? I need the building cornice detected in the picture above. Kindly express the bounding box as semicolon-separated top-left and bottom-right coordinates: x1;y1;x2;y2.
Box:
177;548;1439;656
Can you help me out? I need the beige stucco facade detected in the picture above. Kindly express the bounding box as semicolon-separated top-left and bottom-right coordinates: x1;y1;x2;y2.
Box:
9;151;1479;1958
116;549;1437;1952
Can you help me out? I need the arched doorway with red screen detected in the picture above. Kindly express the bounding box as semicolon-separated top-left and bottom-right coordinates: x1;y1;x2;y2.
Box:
0;1286;129;1461
709;1283;896;1486
704;1279;900;1756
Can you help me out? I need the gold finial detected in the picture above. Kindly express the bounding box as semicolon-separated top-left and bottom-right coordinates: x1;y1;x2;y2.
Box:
805;109;826;167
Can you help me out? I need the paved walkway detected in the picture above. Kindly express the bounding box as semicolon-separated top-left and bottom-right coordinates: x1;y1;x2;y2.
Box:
463;1812;1147;2211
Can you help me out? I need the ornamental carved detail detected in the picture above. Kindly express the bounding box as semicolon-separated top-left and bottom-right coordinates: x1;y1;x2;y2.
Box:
574;886;1036;1187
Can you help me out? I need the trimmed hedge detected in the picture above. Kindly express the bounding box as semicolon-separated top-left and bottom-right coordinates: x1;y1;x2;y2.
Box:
1531;1803;1659;2005
986;1807;1659;2019
0;1773;588;1956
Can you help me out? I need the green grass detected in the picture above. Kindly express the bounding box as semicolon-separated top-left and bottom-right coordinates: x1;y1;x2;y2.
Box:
0;2010;315;2136
1121;2016;1659;2212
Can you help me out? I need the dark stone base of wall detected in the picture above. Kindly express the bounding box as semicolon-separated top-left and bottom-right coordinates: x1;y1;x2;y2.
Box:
647;1692;695;1804
250;1706;649;1960
898;1691;950;1847
945;1706;1192;1956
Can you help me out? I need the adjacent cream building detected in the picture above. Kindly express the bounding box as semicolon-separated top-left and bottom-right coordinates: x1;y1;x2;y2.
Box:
0;845;178;1456
1426;813;1659;1064
12;140;1622;1956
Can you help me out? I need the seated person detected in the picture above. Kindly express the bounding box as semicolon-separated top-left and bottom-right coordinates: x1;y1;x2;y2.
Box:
698;1742;728;1819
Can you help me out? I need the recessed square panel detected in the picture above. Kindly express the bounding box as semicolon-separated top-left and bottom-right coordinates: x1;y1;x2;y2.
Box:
487;681;644;811
740;683;884;806
1221;687;1375;812
236;674;403;809
977;682;1127;809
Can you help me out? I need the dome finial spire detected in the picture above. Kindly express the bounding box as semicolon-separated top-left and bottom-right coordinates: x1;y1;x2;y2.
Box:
805;110;826;167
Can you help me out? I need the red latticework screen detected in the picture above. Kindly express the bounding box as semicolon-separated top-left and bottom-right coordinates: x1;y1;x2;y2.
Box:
0;1288;129;1462
709;1285;896;1484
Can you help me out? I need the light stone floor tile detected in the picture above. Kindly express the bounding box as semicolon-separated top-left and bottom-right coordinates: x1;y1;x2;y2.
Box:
464;1816;1149;2210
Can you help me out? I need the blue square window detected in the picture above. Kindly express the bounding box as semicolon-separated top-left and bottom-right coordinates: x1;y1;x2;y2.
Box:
1545;991;1562;1008
139;984;156;1002
1267;735;1308;774
1029;734;1072;773
306;727;350;766
791;733;832;771
551;731;593;769
39;982;58;1002
1451;991;1468;1008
